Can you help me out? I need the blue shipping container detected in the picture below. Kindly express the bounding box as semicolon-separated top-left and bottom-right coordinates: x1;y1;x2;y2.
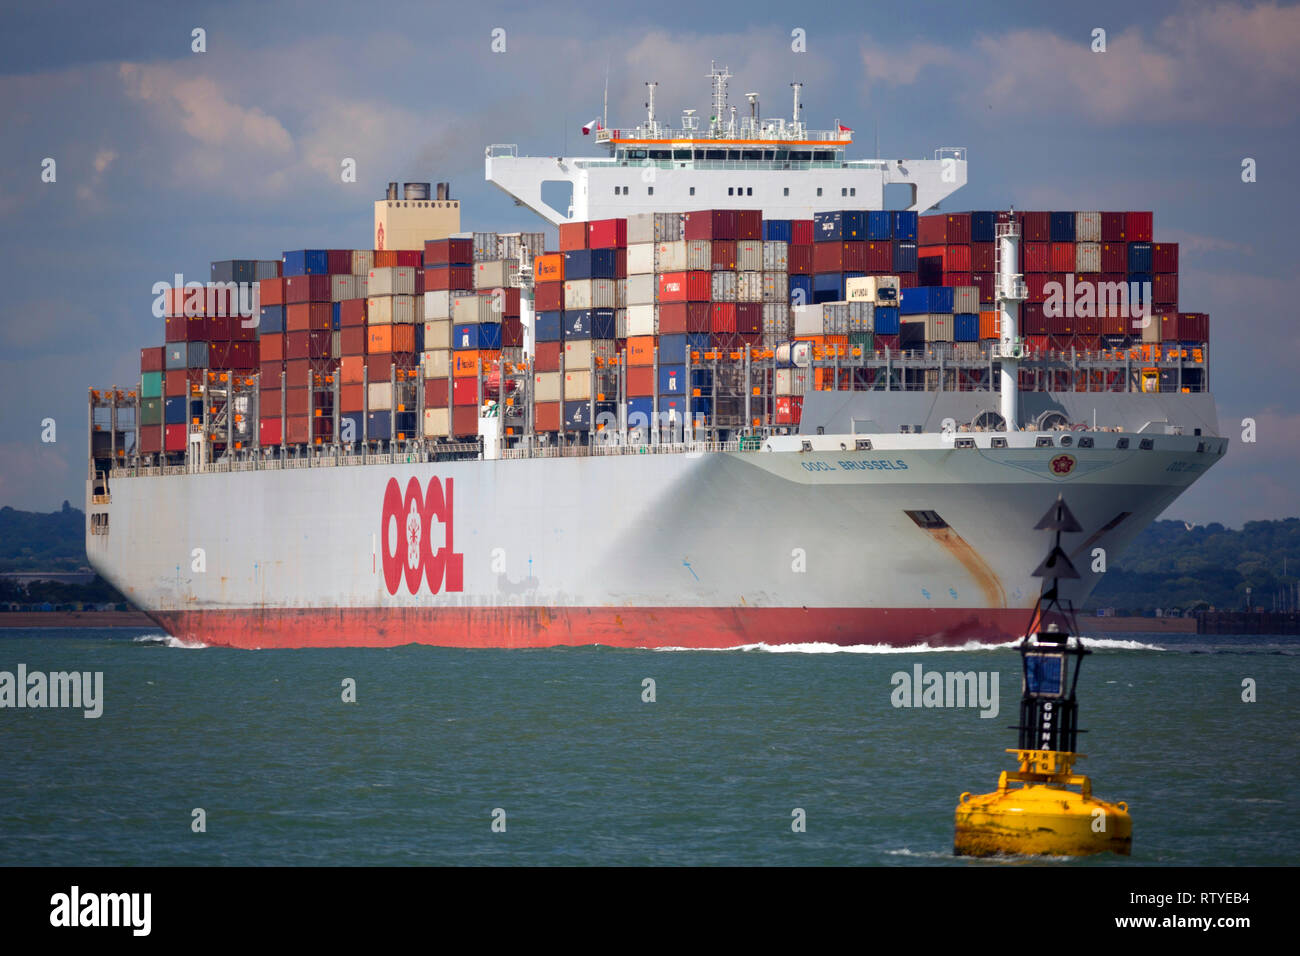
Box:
563;248;617;280
893;241;918;273
164;397;188;425
563;401;615;431
259;305;284;334
1050;212;1076;242
788;275;813;307
625;397;654;430
164;345;186;370
812;272;845;304
970;211;996;243
658;364;687;395
954;313;979;341
534;310;563;343
1127;243;1153;273
866;211;891;240
657;333;688;365
186;342;209;368
874;306;901;335
1128;274;1153;304
563;309;615;340
211;260;254;284
813;210;866;242
659;394;710;421
331;302;341;331
900;286;955;314
454;322;502;350
685;332;710;352
891;211;918;241
763;219;792;242
282;250;328;276
340;413;362;443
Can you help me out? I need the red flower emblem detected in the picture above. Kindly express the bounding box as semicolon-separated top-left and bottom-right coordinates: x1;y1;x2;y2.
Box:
1050;454;1076;475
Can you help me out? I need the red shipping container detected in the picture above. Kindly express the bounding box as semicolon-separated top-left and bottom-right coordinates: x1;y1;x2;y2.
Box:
259;359;284;381
141;346;164;372
497;287;520;317
261;334;285;363
896;272;918;288
1100;243;1127;273
918;213;971;245
1154;273;1178;306
285;358;311;388
686;270;711;301
658;303;687;334
685;209;737;241
1159;313;1180;342
164;287;188;317
841;242;868;271
736;303;762;335
1023;335;1050;355
873;334;900;352
1152;243;1179;273
164;315;186;342
165;424;186;452
286;302;331;332
773;396;802;426
339;327;366;356
626;366;655;397
1098;313;1125;335
284;332;311;361
813;242;845;273
558;221;588;251
864;242;893;271
339;384;364;413
736;210;762;240
971;243;995;273
423;378;449;409
711;240;737;270
1021;303;1049;335
1100;212;1127;242
1179;312;1209;342
452;377;478;406
395;250;422;269
1022;242;1050;273
286;274;331;304
534;281;563;312
1019;212;1051;242
587;218;627;249
1125;212;1153;242
259;277;285;306
326;250;350;274
533;401;561;432
710;302;737;333
787;245;814;275
423;266;473;292
942;272;972;288
1049;312;1077;336
283;416;309;445
339;356;364;384
339;298;367;326
972;272;995;304
424;237;473;267
1076;334;1102;352
1078;314;1100;336
165;369;189;396
186;317;206;341
1094;274;1127;314
452;405;479;437
284;388;309;417
231;317;256;342
615;247;626;280
687;302;711;333
534;341;561;372
1050;242;1076;272
791;220;814;245
501;317;523;349
139;428;162;455
925;243;971;271
206;342;231;368
207;316;233;341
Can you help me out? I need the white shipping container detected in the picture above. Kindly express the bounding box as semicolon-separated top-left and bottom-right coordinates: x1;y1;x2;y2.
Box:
793;304;824;336
655;212;683;242
737;271;764;302
563;369;593;402
563;339;616;372
848;301;875;332
1142;315;1161;344
627;213;656;245
424;290;452;320
423;407;450;438
452;294;494;324
615;308;628;339
366;295;415;326
762;241;789;272
351;249;373;276
845;275;900;303
655;241;687;273
761;272;788;303
625;273;656;306
711;272;737;302
762;303;791;336
615;278;626;309
421;348;450;379
472;232;498;262
627;242;656;275
626;304;657;336
685;239;712;270
564;279;616;309
1075;212;1102;243
354;274;369;299
736;240;763;272
1076;242;1101;273
905;314;954;342
776;368;810;395
368;382;393;411
823;303;849;336
331;330;341;358
474;259;521;291
952;286;979;314
330;274;357;302
423;320;451;351
368;266;417;296
533;372;562;403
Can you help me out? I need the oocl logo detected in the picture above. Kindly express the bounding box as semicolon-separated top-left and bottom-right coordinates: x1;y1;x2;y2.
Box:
380;477;464;596
1050;454;1077;476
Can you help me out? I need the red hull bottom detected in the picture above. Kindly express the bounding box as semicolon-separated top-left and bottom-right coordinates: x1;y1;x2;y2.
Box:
148;606;1029;650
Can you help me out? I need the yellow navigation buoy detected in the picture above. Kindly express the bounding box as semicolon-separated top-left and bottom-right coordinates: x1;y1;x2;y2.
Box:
954;749;1131;857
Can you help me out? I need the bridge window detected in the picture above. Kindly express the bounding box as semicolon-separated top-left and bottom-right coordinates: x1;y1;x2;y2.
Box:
747;187;752;196
727;150;742;161
674;150;691;160
790;151;811;161
649;149;671;160
705;149;725;160
816;187;823;197
689;187;695;196
783;187;789;196
742;150;762;161
647;186;654;195
728;187;734;196
850;187;856;196
841;187;847;196
813;151;833;162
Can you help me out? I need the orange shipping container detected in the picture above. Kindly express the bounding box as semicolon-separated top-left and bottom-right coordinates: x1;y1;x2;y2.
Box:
626;336;656;366
373;249;398;268
534;253;565;282
453;349;501;377
978;310;1000;340
534;401;562;432
367;324;415;354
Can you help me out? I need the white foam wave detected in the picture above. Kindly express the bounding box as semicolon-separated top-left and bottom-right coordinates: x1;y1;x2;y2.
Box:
651;639;1022;654
1075;636;1167;651
132;634;208;649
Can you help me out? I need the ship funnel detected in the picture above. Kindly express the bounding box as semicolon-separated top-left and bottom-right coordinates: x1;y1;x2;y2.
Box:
436;181;450;200
386;182;399;200
403;182;431;200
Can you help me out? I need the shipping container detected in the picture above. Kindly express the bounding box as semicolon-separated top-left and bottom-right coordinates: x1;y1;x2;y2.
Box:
1019;212;1050;242
424;238;473;267
534;311;562;342
890;211;918;242
762;272;789;303
1125;212;1154;242
453;322;502;350
562;248;617;280
282;250;329;276
338;298;367;327
1050;242;1076;273
1050;212;1076;242
563;278;617;309
901;286;955;314
286;302;331;332
918;213;971;245
587;218;627;249
563;309;616;340
893;241;918;273
1075;242;1101;273
1100;212;1126;242
558;221;587;251
1075;212;1101;243
1153;243;1179;273
763;219;792;242
259;277;285;307
625;243;654;276
684;209;738;241
787;244;813;275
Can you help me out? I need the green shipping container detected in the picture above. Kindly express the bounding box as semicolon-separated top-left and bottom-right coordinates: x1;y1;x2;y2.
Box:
141;371;163;398
849;332;874;349
141;397;163;426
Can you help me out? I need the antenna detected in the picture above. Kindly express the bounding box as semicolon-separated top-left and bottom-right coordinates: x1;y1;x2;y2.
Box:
708;60;732;136
646;81;657;130
745;92;759;135
790;81;803;136
603;59;609;131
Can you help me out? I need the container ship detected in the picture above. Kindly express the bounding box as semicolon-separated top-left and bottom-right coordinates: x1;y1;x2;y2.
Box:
84;65;1226;649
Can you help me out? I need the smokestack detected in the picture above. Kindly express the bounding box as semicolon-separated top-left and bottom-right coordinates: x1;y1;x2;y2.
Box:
386;181;399;201
403;182;431;200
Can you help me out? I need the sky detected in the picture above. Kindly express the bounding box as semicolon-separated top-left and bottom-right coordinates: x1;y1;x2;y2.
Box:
0;0;1297;526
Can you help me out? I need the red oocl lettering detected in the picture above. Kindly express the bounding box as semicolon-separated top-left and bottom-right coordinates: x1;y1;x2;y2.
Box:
380;476;464;596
